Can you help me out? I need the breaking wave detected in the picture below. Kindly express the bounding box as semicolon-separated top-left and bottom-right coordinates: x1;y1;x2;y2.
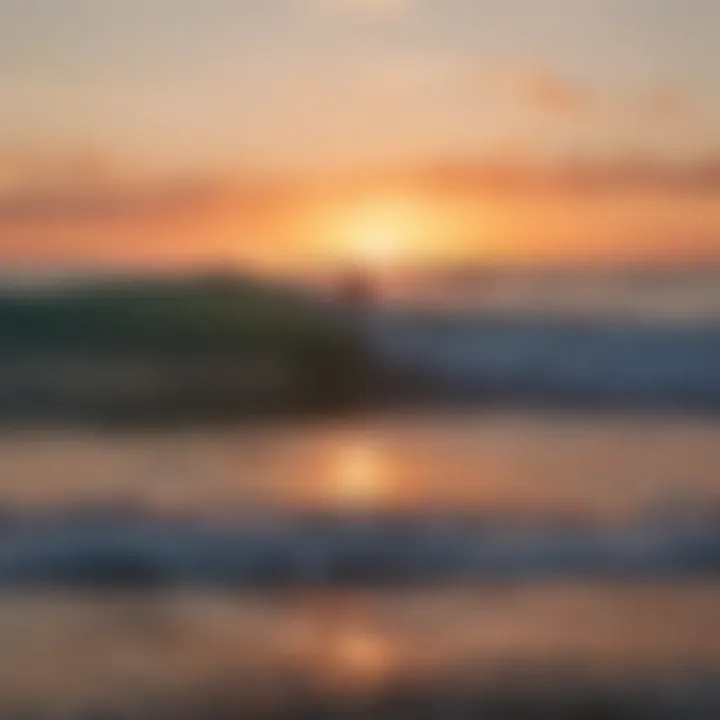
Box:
1;506;719;587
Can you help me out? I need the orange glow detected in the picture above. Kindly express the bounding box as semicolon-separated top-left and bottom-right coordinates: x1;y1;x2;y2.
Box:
329;628;392;686
4;172;720;268
327;440;390;508
305;193;473;267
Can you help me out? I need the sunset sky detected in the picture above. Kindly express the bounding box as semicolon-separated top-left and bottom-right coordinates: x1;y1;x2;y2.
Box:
1;0;719;269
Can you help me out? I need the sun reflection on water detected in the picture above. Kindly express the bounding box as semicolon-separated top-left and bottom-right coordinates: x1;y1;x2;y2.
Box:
328;625;393;688
326;439;392;509
289;595;397;692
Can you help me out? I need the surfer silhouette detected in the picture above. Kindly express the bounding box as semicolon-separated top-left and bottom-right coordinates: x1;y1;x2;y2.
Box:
336;265;375;310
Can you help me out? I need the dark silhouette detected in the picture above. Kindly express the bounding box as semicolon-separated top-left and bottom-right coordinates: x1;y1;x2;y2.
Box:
336;265;375;310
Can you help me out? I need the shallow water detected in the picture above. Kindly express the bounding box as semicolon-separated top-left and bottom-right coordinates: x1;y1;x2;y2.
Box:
2;411;720;715
2;411;720;519
0;582;719;714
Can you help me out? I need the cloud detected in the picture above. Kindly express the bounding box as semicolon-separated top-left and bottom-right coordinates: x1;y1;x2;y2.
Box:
514;69;595;116
0;170;289;264
315;0;416;18
0;148;287;230
642;88;691;122
507;68;694;128
0;148;123;194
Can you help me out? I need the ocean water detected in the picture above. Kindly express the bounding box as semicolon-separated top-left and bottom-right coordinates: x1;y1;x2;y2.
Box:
1;583;719;716
386;265;720;321
3;411;720;518
0;412;720;716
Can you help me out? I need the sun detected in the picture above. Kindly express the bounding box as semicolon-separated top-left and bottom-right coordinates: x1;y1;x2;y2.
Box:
341;201;411;265
298;189;481;269
316;194;437;267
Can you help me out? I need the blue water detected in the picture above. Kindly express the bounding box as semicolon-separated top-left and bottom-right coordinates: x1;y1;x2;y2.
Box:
1;410;719;587
368;309;720;410
0;506;718;587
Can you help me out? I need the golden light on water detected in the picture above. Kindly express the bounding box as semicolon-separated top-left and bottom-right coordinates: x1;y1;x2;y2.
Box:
294;596;397;691
329;627;392;687
326;440;391;508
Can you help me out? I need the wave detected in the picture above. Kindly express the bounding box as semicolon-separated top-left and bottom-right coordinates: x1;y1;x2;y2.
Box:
370;311;720;410
0;507;719;587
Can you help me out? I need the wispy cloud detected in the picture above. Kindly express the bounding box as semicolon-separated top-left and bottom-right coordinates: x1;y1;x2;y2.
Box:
642;88;691;122
515;69;595;116
500;67;694;129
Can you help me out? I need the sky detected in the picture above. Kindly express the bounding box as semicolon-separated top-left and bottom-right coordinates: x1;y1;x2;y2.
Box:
0;0;719;268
